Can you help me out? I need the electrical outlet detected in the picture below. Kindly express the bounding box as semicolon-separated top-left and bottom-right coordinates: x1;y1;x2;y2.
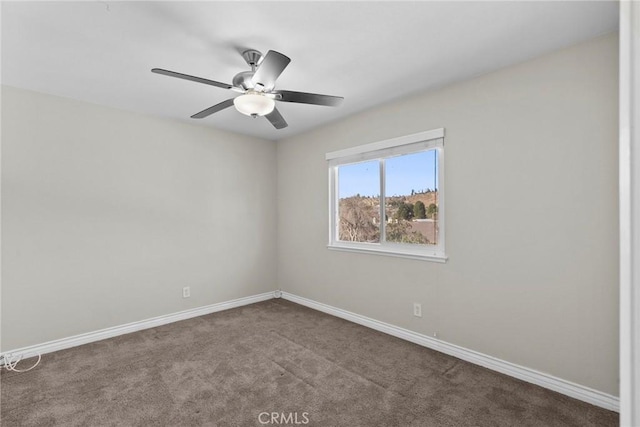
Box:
182;287;190;298
413;303;422;318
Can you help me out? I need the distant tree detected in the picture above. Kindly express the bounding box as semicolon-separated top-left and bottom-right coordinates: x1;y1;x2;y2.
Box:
395;202;414;221
386;221;430;244
427;203;438;219
413;201;426;219
411;189;415;196
339;197;379;242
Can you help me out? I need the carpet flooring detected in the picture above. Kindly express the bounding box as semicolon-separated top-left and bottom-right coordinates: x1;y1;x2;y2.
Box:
1;299;618;426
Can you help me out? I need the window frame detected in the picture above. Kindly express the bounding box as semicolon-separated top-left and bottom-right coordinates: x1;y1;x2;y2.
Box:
326;128;447;262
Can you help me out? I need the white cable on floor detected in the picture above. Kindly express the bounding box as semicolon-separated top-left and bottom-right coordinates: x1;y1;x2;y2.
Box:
1;353;41;372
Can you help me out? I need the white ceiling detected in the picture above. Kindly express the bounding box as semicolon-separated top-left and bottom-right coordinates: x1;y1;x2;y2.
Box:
2;1;618;141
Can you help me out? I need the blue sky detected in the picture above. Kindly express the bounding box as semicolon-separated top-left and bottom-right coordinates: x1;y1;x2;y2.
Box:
338;150;438;198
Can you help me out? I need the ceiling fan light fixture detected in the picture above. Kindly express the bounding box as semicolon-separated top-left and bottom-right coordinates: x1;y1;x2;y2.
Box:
233;92;275;117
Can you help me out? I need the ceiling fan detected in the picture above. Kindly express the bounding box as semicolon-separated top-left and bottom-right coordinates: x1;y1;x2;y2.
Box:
151;49;344;130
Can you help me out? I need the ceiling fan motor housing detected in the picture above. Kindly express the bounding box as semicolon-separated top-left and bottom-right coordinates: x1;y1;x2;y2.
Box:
232;71;256;90
234;49;277;91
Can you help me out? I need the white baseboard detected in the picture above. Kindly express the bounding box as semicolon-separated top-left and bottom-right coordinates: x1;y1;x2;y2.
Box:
2;289;619;413
281;291;620;412
0;291;275;362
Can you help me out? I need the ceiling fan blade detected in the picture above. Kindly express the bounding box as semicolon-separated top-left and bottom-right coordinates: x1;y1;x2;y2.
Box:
152;68;232;90
191;99;235;119
251;50;291;90
273;90;344;107
265;107;288;129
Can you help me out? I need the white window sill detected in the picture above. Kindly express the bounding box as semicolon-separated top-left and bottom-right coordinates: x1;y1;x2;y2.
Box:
327;243;448;263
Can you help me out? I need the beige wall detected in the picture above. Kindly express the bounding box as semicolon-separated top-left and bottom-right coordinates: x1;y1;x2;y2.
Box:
1;86;277;350
277;34;619;395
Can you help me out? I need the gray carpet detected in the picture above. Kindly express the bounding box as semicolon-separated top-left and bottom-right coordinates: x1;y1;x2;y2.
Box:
1;299;618;426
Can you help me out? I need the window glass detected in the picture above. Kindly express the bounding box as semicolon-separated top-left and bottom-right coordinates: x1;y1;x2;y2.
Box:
385;150;439;245
338;160;380;243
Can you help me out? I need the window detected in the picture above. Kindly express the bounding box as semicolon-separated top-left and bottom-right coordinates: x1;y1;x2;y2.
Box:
327;129;446;262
